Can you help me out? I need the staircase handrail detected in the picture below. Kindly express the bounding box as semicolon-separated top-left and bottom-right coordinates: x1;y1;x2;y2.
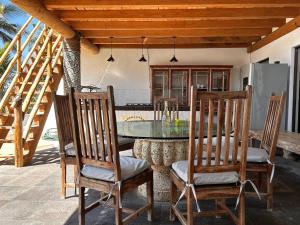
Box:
0;16;33;65
0;22;45;112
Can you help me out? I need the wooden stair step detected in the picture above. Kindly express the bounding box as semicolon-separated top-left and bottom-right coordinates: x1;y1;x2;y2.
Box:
17;81;46;85
0;139;14;144
0;125;12;129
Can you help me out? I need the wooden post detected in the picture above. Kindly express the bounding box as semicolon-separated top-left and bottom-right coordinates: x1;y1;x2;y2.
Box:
14;95;23;167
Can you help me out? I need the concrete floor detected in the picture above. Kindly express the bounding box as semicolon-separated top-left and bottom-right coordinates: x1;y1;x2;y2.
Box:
1;144;300;225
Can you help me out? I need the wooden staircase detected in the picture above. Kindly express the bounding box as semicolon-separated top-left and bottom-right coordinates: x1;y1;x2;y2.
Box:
0;17;63;166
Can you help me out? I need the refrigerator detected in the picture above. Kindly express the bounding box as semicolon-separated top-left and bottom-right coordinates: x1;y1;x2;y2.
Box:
240;63;289;130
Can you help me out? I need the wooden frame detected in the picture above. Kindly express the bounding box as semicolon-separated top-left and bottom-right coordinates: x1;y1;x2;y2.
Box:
210;69;231;92
53;93;77;199
170;85;252;225
69;86;153;225
247;93;286;210
170;69;189;105
150;65;232;106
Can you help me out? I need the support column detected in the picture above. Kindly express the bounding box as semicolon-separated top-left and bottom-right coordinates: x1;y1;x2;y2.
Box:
62;34;81;92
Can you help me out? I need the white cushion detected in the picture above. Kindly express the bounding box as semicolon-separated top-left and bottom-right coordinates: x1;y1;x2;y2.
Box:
203;136;235;146
221;147;269;163
81;156;150;182
119;149;134;157
172;160;239;186
65;143;76;156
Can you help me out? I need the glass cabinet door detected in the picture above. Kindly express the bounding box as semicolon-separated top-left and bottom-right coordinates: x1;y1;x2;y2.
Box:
211;69;230;91
191;69;210;91
152;69;169;98
170;69;188;105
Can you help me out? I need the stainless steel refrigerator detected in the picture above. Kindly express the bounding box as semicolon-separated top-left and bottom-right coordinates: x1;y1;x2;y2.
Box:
240;63;289;130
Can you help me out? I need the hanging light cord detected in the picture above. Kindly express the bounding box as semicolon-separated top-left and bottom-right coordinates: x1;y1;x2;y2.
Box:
173;36;176;56
110;37;113;55
141;37;144;55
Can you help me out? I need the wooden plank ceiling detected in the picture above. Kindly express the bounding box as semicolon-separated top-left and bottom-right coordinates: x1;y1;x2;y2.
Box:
42;0;300;50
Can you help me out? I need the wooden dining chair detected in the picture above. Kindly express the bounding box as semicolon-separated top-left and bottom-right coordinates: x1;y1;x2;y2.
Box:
69;86;153;225
53;93;77;199
246;93;286;210
53;93;136;199
154;96;179;121
170;86;252;225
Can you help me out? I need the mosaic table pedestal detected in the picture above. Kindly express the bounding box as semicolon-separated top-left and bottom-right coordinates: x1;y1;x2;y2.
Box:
133;139;189;202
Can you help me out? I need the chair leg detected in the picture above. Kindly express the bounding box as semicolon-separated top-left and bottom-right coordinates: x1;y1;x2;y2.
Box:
215;199;224;219
147;179;154;221
187;189;193;225
239;192;245;225
61;160;66;199
115;190;123;225
267;173;273;211
79;186;85;225
170;181;177;221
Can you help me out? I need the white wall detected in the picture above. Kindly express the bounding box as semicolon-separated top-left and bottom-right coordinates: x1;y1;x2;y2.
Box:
250;28;300;131
81;48;249;105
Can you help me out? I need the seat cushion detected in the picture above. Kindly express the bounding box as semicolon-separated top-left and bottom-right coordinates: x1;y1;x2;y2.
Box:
81;156;150;182
203;136;235;146
65;143;76;156
172;160;239;186
221;147;269;163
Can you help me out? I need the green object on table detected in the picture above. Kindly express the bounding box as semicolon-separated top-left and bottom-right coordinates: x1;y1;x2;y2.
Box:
175;119;184;127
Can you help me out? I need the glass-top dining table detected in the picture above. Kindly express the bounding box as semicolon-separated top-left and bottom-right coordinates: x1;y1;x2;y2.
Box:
117;120;213;201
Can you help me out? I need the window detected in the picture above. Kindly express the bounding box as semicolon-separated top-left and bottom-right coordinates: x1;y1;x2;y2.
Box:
257;58;270;64
292;47;300;132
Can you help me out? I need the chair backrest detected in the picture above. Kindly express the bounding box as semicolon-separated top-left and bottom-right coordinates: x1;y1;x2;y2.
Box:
53;93;73;155
260;93;286;160
154;96;179;121
188;86;252;183
69;86;121;181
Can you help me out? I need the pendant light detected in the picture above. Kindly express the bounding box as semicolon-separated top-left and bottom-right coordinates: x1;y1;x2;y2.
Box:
170;36;178;63
139;36;147;62
107;37;115;62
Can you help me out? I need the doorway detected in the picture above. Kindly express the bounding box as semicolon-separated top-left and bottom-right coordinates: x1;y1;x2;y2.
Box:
292;47;300;132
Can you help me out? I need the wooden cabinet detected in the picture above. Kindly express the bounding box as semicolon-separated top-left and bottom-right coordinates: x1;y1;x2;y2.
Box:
152;69;169;98
211;69;230;91
150;65;232;105
170;69;189;105
191;69;210;91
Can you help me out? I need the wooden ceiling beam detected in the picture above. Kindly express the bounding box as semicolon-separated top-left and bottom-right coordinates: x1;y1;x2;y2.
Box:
91;37;260;44
56;8;300;21
248;15;300;52
43;0;300;10
11;0;99;54
80;28;271;38
70;19;285;30
96;43;250;48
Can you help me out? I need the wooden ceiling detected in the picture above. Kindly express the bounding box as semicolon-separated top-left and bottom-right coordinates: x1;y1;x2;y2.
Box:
41;0;300;51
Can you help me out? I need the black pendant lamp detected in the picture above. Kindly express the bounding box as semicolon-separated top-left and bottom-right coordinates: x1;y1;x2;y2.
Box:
170;36;178;63
139;36;147;62
107;37;115;62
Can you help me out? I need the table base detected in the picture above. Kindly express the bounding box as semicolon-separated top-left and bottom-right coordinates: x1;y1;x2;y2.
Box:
133;139;188;201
